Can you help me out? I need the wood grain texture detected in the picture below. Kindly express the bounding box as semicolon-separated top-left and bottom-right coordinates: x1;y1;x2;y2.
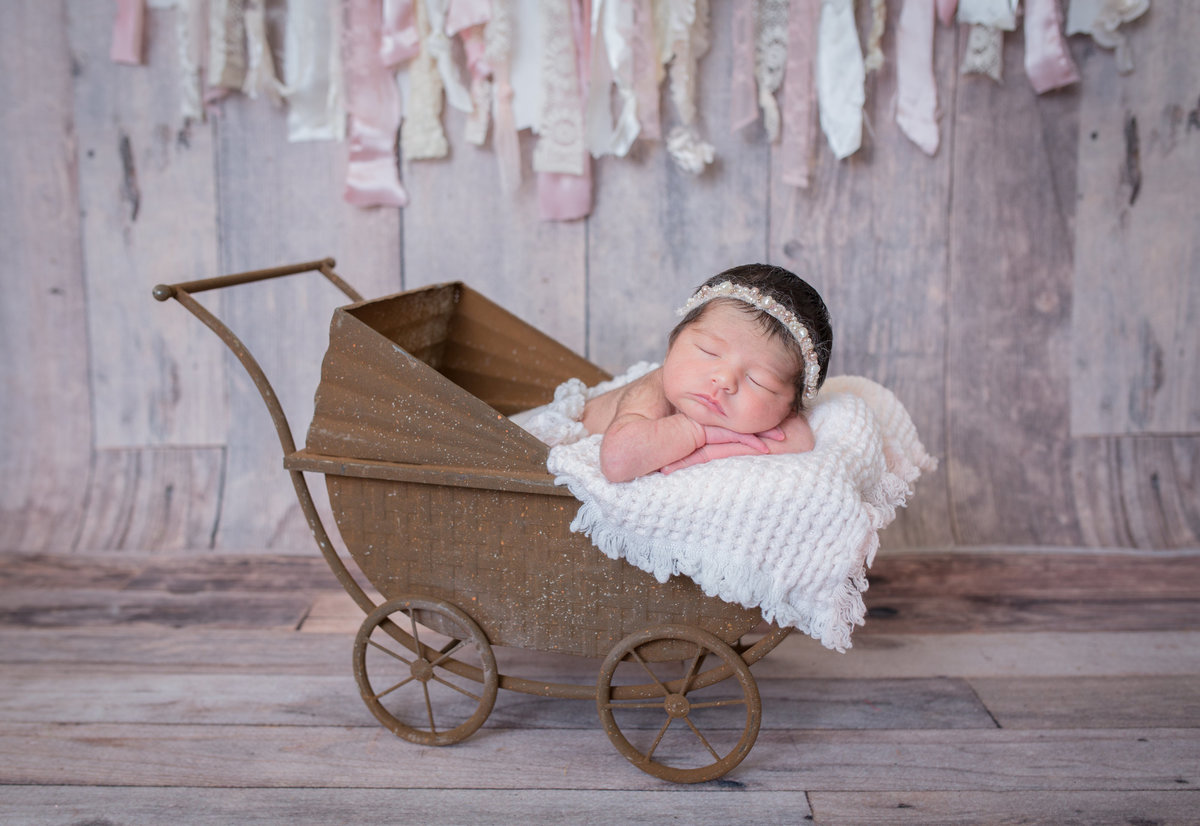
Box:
945;29;1083;546
70;447;223;551
769;0;957;549
0;0;93;552
0;787;814;826
68;1;228;448
586;0;770;373
1070;6;1200;436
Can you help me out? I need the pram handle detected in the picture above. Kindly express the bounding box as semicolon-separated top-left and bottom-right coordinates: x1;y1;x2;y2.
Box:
152;257;362;303
153;257;379;619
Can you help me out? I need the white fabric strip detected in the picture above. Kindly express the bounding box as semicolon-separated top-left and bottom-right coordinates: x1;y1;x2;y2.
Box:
242;0;284;103
283;0;346;141
956;0;1018;30
817;0;865;160
423;0;474;112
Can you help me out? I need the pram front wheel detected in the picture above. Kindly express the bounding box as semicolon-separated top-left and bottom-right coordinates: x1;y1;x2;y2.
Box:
353;595;499;746
596;625;762;784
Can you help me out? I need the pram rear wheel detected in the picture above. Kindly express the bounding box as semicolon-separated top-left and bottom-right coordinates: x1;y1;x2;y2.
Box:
354;595;499;746
596;624;761;783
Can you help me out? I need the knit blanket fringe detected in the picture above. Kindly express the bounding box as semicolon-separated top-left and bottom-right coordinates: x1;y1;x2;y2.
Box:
512;366;936;652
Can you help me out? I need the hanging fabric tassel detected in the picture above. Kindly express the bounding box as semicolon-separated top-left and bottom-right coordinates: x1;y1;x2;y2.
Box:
956;0;1018;29
177;0;207;121
1024;0;1080;93
816;0;865;160
534;0;587;176
445;1;492;145
485;0;522;191
343;0;409;207
424;0;475;112
780;0;820;187
936;0;959;26
242;0;284;103
664;0;715;174
755;0;789;142
207;0;247;102
538;0;592;220
283;0;346;140
631;0;662;141
111;0;146;65
381;0;420;66
402;0;451;158
1066;0;1149;75
960;24;1003;80
863;0;887;73
730;2;758;131
896;0;939;155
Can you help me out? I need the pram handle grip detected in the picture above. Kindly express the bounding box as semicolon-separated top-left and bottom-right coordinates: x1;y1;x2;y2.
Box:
152;257;363;303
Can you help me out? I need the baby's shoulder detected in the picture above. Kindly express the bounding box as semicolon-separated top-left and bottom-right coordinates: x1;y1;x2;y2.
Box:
581;369;669;433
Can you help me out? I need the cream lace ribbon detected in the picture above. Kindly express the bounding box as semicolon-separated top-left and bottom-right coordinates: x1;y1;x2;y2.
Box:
817;0;865;160
863;0;887;73
960;24;1003;81
780;0;819;187
402;0;450;159
1067;0;1150;74
208;0;246;96
534;0;587;175
177;0;205;121
730;3;757;131
663;0;715;174
283;0;345;141
755;0;789;142
242;0;284;103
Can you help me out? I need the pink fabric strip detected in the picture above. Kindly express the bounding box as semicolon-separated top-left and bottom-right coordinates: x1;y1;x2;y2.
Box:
344;0;409;207
111;0;146;64
896;0;939;155
539;0;592;221
446;0;491;35
380;0;420;67
936;0;958;26
780;0;820;187
631;0;660;140
730;1;758;131
1024;0;1080;93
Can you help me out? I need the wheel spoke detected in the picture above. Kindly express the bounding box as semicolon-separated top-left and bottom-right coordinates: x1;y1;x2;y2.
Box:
644;717;673;761
368;637;414;666
683;716;721;762
429;671;483;702
629;647;670;697
422;682;437;734
374;674;417;700
407;608;424;656
680;649;708;695
599;700;669;711
429;638;469;669
688;697;748;710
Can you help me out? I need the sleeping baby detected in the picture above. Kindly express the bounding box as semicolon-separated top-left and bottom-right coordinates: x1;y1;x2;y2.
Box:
581;263;833;482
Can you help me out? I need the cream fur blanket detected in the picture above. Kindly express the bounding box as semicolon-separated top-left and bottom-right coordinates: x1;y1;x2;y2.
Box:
511;364;936;652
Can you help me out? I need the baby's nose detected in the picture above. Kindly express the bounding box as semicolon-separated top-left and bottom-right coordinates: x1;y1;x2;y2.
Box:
711;366;735;392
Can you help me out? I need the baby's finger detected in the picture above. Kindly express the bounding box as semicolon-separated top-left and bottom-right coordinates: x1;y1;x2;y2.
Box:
758;427;786;441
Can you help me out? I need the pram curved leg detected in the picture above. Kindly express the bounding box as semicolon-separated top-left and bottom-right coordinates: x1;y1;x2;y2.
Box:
354;596;499;746
596;625;762;784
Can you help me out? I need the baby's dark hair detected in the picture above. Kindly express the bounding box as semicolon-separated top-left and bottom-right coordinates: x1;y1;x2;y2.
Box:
669;263;833;412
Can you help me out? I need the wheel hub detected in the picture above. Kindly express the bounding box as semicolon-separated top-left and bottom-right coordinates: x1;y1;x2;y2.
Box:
664;693;691;718
410;658;434;682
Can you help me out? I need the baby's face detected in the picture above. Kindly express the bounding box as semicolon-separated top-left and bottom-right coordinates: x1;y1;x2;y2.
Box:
662;301;798;434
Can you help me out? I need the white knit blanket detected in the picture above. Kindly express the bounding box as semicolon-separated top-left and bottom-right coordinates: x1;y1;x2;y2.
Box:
511;364;936;652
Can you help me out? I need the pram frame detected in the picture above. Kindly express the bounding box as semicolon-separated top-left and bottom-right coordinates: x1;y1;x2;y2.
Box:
154;260;793;783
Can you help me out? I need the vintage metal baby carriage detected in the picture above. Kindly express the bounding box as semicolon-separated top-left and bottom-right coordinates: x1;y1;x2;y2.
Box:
155;259;795;783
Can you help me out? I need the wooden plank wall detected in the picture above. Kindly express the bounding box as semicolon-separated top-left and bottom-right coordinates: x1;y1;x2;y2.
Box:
1;0;1196;555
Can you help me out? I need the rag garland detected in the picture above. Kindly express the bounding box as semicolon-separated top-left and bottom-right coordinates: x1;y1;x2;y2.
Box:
511;364;936;652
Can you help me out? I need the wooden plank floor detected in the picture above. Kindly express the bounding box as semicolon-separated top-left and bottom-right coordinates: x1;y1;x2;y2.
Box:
1;549;1197;825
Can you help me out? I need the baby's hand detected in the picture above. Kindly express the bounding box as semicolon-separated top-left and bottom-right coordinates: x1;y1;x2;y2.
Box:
699;424;771;454
661;441;765;474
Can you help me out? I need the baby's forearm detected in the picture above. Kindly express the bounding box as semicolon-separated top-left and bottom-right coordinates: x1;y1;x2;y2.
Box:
599;413;701;482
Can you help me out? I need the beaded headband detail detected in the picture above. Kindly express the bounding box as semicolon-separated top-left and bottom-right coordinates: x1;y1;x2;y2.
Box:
678;281;823;400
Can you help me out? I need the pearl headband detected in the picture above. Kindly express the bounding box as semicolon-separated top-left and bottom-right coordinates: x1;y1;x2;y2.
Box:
677;281;823;400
